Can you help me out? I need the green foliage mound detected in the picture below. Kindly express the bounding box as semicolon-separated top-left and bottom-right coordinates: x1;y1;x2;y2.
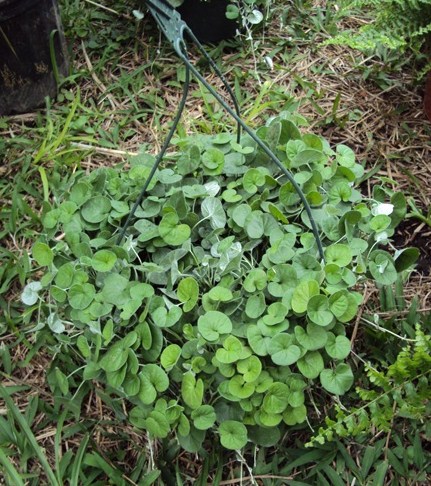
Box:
22;113;417;452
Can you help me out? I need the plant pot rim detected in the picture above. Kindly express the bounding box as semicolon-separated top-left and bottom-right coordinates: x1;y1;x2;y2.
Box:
0;0;43;21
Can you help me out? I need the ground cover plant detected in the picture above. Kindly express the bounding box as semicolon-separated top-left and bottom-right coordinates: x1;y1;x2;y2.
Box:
1;0;431;484
21;112;417;449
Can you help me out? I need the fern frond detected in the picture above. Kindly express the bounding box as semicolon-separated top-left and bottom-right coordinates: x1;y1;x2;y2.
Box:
326;0;431;52
307;324;431;447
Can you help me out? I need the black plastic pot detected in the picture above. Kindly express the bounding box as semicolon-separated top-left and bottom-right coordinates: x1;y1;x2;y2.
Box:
177;0;238;44
0;0;68;115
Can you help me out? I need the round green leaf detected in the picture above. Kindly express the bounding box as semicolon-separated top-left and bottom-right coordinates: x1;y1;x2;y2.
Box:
257;410;283;427
329;291;358;323
55;263;75;289
245;293;266;319
69;283;95;310
124;375;141;396
144;411;170;438
292;280;320;314
268;334;301;366
91;250;117;272
237;355;262;383
262;302;288;326
225;4;239;19
191;405;216;430
51;286;67;304
159;212;191;246
244;211;264;239
243;268;267;293
219;421;248;450
370;214;391;232
47;313;65;333
151;305;182;328
247;326;270;356
262;382;290;414
243;168;266;194
208;286;233;302
368;250;398;285
138;364;169;405
21;281;43;306
324;244;352;267
297;351;324;379
266;234;296;264
307;294;333;326
181;372;204;410
267;264;298;297
295;323;328;351
160;344;182;370
201;197;226;229
178;426;206;453
216;336;248;364
320;364;354;395
228;375;255;399
248;426;281;447
198;311;232;342
81;196;111;223
99;345;128;373
222;188;242;203
325;333;351;360
101;274;129;306
283;404;307;425
336;144;355;167
202;148;224;174
231;204;252;228
32;242;53;266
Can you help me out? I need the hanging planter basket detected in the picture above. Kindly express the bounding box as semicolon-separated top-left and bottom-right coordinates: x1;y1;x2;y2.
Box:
0;0;68;115
177;0;238;44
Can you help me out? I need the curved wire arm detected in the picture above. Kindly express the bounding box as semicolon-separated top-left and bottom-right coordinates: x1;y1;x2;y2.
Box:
119;0;325;261
174;45;325;261
145;0;241;141
184;27;242;143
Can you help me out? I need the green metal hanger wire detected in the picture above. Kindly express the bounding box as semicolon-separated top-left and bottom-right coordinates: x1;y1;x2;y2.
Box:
117;0;325;261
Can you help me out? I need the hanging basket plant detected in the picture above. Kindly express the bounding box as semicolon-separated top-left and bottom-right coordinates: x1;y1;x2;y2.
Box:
22;113;418;452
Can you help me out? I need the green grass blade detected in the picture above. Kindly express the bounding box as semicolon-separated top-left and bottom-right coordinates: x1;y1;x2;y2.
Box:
54;411;67;485
38;167;50;202
372;461;389;486
0;384;59;486
70;432;89;486
0;447;25;486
